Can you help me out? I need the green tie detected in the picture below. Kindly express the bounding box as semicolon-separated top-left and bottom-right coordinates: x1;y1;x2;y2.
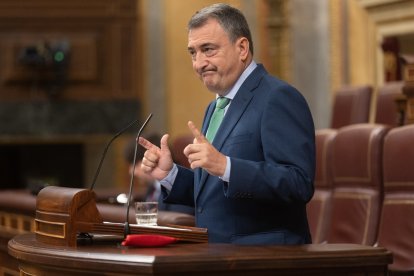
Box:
206;97;230;142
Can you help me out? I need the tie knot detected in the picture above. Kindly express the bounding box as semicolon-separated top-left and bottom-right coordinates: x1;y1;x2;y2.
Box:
216;97;230;109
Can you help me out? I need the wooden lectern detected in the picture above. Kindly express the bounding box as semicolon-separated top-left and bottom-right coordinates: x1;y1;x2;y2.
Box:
9;187;392;275
34;186;207;247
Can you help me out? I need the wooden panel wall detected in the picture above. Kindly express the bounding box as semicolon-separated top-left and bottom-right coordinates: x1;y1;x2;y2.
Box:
0;0;141;101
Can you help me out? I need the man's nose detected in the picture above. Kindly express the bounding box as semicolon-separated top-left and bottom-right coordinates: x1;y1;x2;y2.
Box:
193;52;208;71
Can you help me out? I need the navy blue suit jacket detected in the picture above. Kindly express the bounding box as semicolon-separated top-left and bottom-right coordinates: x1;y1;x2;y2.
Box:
163;64;315;245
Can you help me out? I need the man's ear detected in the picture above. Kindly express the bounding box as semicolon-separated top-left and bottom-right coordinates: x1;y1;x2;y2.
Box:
237;37;250;62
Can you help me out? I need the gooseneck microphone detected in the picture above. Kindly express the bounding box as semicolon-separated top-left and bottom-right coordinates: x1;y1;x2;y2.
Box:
124;113;153;237
89;118;143;190
89;118;143;191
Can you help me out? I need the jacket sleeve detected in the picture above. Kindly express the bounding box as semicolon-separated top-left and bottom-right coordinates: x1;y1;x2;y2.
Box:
162;165;196;207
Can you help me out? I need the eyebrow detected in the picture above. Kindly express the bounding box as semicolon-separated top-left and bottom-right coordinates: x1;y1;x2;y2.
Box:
187;42;216;52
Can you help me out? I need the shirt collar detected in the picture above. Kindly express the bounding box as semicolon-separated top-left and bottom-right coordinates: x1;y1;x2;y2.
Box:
218;60;257;100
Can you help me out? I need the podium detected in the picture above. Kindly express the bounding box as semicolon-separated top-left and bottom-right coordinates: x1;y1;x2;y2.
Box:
34;186;207;246
8;233;392;275
7;186;393;275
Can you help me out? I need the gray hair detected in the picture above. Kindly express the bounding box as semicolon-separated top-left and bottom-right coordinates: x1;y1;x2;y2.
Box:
188;3;254;55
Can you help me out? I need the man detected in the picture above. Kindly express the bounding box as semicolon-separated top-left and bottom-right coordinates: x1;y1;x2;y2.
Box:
139;3;315;245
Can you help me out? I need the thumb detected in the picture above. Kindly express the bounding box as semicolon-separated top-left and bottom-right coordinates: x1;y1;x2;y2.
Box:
160;134;170;152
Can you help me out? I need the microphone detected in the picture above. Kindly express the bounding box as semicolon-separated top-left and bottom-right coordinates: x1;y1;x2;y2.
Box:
89;115;149;190
124;113;153;237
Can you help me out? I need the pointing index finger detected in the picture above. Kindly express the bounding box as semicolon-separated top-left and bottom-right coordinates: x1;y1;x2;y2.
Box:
188;121;207;143
138;136;158;151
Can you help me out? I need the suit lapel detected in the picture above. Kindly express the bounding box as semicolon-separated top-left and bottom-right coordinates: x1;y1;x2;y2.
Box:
201;101;216;136
194;101;215;197
195;65;267;201
212;89;253;150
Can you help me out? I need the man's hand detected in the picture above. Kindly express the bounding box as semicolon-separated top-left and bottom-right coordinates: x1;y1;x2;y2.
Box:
184;121;227;176
139;134;173;180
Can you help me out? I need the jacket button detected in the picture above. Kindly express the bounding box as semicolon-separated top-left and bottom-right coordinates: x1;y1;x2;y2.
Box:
197;207;203;213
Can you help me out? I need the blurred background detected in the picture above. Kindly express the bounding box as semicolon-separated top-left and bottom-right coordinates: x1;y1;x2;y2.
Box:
0;0;413;191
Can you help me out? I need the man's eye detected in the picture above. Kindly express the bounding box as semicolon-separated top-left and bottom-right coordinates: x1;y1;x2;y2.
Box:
188;51;196;59
204;48;215;57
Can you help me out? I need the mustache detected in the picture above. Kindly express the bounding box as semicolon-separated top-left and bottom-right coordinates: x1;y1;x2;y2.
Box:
198;66;217;75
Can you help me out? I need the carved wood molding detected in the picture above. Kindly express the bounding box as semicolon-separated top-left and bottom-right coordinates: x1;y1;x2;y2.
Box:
359;0;409;9
359;0;414;124
357;0;414;88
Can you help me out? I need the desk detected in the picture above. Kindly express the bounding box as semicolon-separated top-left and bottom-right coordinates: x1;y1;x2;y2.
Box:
9;233;392;276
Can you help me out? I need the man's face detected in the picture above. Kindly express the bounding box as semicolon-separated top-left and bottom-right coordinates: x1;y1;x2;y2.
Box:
187;18;248;94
